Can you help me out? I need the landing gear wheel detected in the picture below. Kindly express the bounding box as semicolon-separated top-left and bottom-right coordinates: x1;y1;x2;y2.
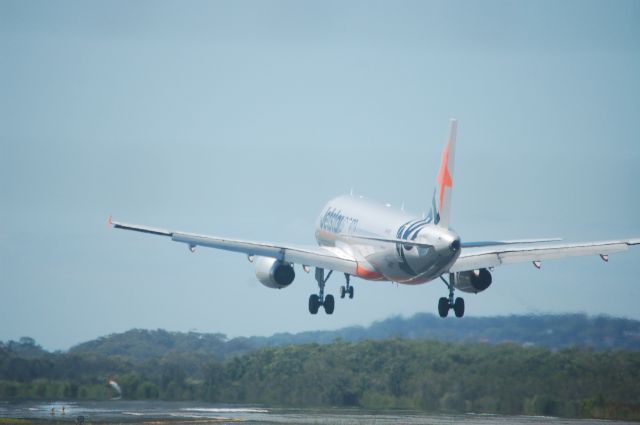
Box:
453;297;465;318
309;294;320;315
324;294;335;315
348;286;354;299
340;286;346;299
438;297;449;318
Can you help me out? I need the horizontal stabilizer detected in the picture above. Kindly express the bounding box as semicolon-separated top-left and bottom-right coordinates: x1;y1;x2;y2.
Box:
342;233;434;249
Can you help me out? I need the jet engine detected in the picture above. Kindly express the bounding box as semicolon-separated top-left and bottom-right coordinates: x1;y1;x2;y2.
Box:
450;269;492;293
254;256;295;289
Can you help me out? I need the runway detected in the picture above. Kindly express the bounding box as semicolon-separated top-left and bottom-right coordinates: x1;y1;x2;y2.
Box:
1;400;637;424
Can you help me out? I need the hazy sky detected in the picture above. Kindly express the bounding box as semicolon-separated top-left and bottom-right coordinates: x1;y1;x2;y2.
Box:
1;0;639;351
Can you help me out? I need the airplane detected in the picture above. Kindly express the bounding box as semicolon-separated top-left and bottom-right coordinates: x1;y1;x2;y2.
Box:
111;119;640;318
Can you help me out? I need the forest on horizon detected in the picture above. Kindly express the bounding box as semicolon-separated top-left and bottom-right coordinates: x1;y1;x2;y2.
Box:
1;313;639;421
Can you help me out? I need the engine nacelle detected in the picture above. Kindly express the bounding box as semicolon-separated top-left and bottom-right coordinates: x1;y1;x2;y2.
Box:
450;269;492;294
254;256;295;289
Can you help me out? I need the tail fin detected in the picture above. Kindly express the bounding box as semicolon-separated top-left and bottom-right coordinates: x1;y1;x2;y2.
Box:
429;119;457;228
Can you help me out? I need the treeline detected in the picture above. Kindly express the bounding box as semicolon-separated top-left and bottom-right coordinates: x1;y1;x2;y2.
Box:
66;314;640;362
2;338;640;421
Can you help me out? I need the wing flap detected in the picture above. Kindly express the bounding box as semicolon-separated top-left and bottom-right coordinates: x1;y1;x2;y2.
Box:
450;239;639;273
172;232;283;257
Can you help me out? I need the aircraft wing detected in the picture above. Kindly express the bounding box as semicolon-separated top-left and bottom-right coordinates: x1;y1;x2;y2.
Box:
449;238;640;273
110;219;358;275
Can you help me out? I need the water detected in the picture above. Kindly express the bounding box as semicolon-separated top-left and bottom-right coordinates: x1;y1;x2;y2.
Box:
0;400;634;424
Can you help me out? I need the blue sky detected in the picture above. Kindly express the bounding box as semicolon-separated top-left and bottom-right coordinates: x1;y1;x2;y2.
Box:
1;0;639;351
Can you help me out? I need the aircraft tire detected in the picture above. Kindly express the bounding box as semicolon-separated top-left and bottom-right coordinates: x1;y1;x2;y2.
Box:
454;297;465;318
348;286;354;299
324;294;335;315
340;286;346;299
438;297;449;318
309;294;320;315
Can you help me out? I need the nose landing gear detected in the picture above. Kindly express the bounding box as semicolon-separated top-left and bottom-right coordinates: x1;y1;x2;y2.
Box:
339;273;354;299
438;275;465;318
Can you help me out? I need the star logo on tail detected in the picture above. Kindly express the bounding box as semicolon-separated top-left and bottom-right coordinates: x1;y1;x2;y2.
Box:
436;142;453;209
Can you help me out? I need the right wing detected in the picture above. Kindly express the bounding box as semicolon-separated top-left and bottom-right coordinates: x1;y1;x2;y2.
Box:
450;238;640;273
111;219;358;275
461;238;561;248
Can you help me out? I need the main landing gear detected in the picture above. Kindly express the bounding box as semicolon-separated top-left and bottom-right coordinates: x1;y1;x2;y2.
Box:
309;270;354;315
438;275;465;318
309;268;335;315
340;273;355;299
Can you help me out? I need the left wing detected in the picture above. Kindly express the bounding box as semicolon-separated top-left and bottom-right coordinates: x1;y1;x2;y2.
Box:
111;219;358;275
450;238;640;273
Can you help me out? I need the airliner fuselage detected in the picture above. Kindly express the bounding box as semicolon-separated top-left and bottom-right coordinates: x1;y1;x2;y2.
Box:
315;195;461;284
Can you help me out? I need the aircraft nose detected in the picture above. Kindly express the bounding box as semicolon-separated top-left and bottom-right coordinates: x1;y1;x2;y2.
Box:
436;229;461;254
449;238;461;253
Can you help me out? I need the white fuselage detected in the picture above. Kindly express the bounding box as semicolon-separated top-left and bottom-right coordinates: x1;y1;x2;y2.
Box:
315;195;461;284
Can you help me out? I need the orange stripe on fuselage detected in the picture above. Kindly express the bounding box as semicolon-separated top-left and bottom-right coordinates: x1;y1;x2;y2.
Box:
317;229;337;243
318;230;385;280
355;263;385;280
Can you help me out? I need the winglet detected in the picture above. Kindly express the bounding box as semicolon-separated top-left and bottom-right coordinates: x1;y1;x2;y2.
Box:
429;119;457;228
108;215;113;228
